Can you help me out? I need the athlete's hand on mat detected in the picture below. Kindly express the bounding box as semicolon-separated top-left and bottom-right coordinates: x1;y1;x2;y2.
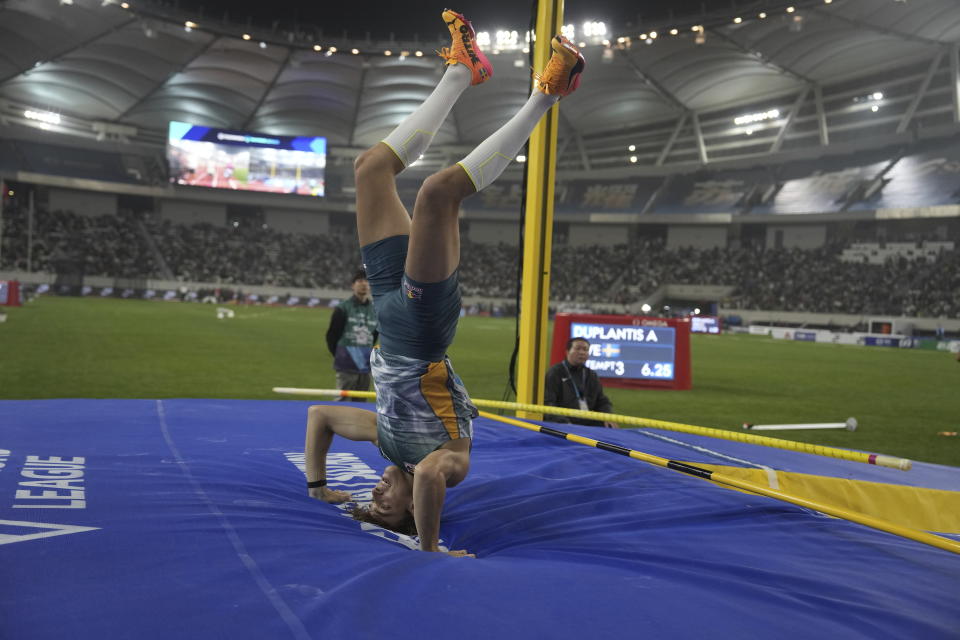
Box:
309;487;351;503
446;549;476;558
603;421;620;429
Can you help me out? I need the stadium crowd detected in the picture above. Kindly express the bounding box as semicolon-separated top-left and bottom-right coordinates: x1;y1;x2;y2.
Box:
142;217;358;288
0;208;159;278
1;208;958;318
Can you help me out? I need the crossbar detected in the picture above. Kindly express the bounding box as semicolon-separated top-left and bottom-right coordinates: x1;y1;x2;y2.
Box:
270;387;912;471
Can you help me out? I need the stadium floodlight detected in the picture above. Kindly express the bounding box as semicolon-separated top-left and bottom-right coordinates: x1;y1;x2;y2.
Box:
384;50;392;56
242;33;251;40
328;46;337;53
59;0;73;5
629;155;638;163
415;51;423;57
352;48;360;55
313;45;322;52
758;12;767;19
641;303;651;313
24;110;61;125
628;144;636;151
516;155;526;163
872;91;883;100
871;105;879;112
259;42;267;49
496;30;519;48
582;21;606;37
669;28;679;35
649;31;658;39
734;109;780;126
561;24;575;41
694;308;701;315
733;17;742;24
786;6;796;13
120;1;129;7
476;31;491;46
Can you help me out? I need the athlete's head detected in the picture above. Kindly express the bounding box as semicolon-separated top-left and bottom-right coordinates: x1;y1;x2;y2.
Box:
565;337;590;367
350;465;416;535
352;269;370;301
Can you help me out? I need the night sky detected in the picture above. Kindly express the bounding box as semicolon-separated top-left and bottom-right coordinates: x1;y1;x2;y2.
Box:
172;0;722;40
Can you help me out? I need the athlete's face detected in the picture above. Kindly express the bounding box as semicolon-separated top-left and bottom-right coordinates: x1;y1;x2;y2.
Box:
352;278;370;301
370;465;413;524
566;339;590;366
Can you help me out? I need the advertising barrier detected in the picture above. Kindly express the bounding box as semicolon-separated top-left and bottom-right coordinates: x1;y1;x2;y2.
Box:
0;280;20;306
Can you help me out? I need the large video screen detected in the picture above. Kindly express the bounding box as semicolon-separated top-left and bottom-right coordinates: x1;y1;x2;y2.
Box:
570;322;676;380
167;121;325;196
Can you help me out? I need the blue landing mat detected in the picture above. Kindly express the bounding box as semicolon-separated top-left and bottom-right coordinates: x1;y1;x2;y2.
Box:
1;399;958;639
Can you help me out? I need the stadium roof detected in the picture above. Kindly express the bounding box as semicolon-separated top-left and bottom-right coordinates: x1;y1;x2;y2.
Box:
2;0;960;170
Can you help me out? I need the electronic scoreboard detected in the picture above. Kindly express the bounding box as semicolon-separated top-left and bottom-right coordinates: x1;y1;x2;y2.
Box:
550;313;692;390
690;315;721;334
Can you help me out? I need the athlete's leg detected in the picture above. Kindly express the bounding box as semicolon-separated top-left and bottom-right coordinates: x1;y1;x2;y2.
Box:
353;146;409;247
353;10;490;247
405;35;585;283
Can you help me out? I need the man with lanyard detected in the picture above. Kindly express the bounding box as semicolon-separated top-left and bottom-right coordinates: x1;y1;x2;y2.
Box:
325;269;377;394
544;337;619;428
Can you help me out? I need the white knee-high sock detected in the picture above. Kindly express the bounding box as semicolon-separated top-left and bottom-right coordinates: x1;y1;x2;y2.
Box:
457;90;559;192
382;64;471;168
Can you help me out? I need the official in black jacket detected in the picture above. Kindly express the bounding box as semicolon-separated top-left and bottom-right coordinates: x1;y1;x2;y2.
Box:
544;337;619;428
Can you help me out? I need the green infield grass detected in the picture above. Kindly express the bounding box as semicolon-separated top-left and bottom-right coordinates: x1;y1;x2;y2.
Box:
1;296;957;466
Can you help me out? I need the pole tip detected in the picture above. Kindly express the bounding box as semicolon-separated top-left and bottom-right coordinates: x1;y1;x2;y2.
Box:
742;423;752;430
846;417;858;432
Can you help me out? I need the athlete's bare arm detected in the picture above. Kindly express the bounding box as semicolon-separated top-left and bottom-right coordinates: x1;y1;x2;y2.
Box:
304;404;377;503
411;439;471;553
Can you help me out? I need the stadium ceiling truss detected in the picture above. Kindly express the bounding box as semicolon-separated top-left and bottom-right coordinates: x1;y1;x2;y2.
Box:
1;0;960;174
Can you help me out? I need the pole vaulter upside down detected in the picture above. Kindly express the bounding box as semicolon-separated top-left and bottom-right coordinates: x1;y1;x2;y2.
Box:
302;9;586;557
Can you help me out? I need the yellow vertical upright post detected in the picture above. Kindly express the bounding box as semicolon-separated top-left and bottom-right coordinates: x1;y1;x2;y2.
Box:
516;0;564;418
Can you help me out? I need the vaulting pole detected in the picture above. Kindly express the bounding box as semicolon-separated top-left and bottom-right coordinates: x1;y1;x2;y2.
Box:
515;0;564;419
743;418;858;432
27;189;34;273
0;176;6;269
478;411;960;556
270;388;912;470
